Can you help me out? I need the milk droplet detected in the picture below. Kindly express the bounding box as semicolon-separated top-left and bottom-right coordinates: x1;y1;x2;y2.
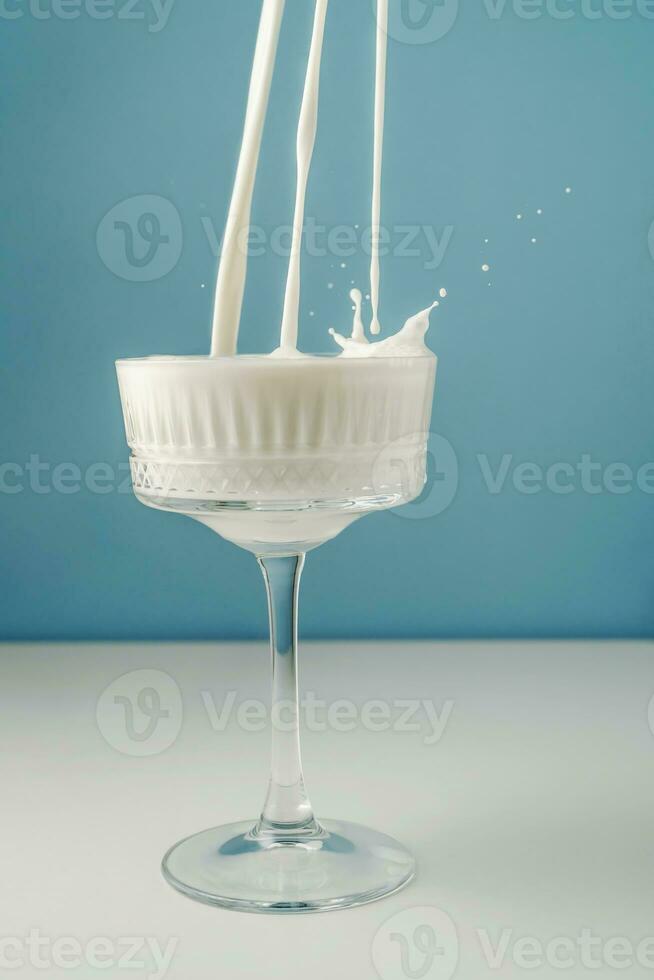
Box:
309;311;315;317
327;283;334;290
484;238;489;243
565;187;572;194
200;283;206;289
531;238;537;244
482;264;490;272
439;288;447;298
340;262;347;269
516;213;523;220
536;208;543;215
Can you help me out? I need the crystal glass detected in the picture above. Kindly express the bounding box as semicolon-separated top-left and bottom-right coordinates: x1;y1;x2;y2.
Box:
116;352;436;913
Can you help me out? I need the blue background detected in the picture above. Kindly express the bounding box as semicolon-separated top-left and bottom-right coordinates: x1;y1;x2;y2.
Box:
2;0;653;640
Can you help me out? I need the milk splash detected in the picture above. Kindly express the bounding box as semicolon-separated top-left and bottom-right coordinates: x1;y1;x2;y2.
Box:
329;290;445;358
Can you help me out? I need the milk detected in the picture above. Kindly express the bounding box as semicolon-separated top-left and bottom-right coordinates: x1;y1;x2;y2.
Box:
116;353;436;505
118;0;440;549
278;0;329;353
370;0;388;336
210;0;405;357
210;0;286;357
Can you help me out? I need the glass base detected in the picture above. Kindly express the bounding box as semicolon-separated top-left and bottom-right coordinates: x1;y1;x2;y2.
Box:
162;819;415;914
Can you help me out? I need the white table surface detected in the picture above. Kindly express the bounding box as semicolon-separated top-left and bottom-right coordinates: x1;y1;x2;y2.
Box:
1;640;653;979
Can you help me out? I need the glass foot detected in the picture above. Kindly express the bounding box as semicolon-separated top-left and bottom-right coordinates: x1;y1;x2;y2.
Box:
162;820;415;914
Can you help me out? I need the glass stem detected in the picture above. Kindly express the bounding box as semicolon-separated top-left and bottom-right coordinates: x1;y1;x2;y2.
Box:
253;553;320;838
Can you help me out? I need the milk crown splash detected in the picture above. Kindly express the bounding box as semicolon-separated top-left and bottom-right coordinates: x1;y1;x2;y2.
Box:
329;302;439;358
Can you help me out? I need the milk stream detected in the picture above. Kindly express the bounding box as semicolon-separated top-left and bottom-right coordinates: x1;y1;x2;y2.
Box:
209;0;435;360
210;0;286;357
370;0;388;337
278;0;329;353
